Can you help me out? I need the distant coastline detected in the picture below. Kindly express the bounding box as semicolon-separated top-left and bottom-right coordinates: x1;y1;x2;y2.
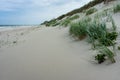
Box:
0;24;38;27
0;24;39;32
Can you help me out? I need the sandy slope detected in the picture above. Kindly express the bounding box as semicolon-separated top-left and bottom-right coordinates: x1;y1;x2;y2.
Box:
0;26;120;80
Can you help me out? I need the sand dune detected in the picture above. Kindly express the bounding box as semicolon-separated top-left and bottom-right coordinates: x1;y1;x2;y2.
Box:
0;0;120;80
0;26;120;80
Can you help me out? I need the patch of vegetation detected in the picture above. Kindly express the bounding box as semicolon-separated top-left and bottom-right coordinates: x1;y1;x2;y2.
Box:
52;22;60;26
95;46;116;64
41;0;115;26
57;0;105;20
95;53;106;64
44;19;57;26
87;21;118;47
94;9;110;20
87;21;107;48
86;8;97;15
118;46;120;50
69;18;91;40
60;18;71;27
99;46;116;63
99;32;118;46
13;41;17;44
60;15;80;27
69;15;79;20
41;19;60;27
111;16;117;31
114;4;120;13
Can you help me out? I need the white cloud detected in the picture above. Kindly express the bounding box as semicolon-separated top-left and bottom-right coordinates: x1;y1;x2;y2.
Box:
0;0;92;24
0;0;92;11
0;0;27;11
17;1;84;22
30;0;59;7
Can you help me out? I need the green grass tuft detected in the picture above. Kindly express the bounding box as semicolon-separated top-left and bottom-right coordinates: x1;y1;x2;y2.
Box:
99;46;116;63
69;18;91;40
60;15;80;27
69;15;80;20
95;53;106;64
86;8;97;15
60;18;71;27
87;21;108;47
114;4;120;13
87;20;118;47
45;19;57;26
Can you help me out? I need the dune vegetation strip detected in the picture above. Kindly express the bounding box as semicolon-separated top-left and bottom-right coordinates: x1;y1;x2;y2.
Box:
41;0;120;64
69;11;118;64
85;8;97;15
68;1;120;64
114;3;120;13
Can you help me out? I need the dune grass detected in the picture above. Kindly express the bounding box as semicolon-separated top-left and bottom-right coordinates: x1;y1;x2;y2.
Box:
44;19;57;26
60;15;80;27
69;17;91;40
69;21;87;39
86;8;97;15
87;21;118;47
99;46;116;63
60;18;71;27
56;0;104;20
114;4;120;13
111;16;117;31
69;15;117;64
95;53;106;64
42;0;105;25
69;15;80;20
95;46;116;64
87;21;107;47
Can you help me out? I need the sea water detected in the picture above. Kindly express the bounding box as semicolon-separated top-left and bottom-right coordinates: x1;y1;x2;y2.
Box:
0;25;36;31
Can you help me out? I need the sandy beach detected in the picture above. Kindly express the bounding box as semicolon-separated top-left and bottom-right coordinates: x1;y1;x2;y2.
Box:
0;0;120;80
0;26;120;80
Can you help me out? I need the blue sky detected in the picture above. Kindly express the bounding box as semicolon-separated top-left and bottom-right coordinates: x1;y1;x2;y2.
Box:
0;0;92;25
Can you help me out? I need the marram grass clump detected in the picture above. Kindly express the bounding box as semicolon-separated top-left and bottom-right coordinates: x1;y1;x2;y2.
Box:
45;19;57;26
87;21;107;47
86;8;97;15
98;31;118;46
60;15;80;27
95;53;106;64
60;18;71;27
69;18;91;40
69;15;79;20
87;21;118;47
95;46;116;64
114;4;120;13
99;46;116;63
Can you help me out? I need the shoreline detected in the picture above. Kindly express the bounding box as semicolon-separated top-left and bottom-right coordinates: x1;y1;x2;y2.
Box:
0;25;40;48
0;25;38;32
